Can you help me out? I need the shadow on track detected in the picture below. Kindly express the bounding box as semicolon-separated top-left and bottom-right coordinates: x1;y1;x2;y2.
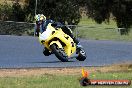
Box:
30;60;75;63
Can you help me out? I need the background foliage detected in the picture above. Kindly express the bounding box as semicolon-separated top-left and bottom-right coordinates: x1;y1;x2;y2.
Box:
85;0;132;34
24;0;81;25
0;0;132;34
0;2;12;21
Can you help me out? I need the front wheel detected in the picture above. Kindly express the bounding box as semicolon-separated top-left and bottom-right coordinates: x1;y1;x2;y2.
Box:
50;44;69;62
43;47;52;56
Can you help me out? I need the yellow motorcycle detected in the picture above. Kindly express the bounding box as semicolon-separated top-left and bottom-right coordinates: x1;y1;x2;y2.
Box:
38;23;86;62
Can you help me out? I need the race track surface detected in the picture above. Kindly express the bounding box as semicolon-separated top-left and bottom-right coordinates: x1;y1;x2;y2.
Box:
0;35;132;68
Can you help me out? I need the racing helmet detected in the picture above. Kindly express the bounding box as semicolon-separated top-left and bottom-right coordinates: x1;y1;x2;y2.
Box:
35;14;46;22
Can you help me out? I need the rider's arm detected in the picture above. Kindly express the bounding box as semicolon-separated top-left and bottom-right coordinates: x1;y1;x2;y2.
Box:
51;22;63;28
35;24;40;37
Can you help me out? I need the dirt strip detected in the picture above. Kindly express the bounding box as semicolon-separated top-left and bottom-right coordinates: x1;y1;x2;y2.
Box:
0;63;131;77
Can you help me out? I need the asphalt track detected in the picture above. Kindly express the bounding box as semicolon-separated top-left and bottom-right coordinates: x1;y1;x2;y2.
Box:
0;35;132;68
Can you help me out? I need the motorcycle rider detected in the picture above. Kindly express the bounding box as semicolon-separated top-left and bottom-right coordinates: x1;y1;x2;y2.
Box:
35;14;82;56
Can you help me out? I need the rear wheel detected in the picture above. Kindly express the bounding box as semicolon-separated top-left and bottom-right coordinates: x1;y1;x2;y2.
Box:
50;44;69;62
76;49;86;61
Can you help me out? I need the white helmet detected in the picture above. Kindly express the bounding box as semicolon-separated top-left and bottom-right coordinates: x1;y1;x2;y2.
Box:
35;14;46;22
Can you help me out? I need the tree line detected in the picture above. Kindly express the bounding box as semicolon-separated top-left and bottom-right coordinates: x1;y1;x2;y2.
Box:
0;0;132;34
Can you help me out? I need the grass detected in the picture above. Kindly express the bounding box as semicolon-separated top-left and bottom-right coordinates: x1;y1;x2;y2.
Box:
0;72;131;88
73;18;132;41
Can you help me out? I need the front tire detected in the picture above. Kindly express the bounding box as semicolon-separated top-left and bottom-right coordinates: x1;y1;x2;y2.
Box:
50;44;69;62
43;47;51;56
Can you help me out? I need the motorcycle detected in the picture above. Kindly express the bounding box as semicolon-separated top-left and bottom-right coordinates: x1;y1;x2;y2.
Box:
38;23;86;62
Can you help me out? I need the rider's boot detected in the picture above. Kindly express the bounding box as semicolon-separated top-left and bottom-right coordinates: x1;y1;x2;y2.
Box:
43;47;52;56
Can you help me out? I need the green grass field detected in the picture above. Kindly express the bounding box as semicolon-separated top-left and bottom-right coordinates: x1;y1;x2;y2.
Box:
0;72;131;88
73;18;132;41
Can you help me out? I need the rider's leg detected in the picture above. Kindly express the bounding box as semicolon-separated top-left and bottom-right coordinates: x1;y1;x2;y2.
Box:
61;26;83;49
43;47;52;56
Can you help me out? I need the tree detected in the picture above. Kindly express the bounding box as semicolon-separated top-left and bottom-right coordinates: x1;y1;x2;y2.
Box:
0;0;25;21
12;1;25;21
24;0;81;25
85;0;132;35
0;1;12;21
112;0;132;35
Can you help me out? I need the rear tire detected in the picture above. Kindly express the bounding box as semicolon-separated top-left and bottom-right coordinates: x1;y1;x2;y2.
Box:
76;49;86;61
50;44;69;62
